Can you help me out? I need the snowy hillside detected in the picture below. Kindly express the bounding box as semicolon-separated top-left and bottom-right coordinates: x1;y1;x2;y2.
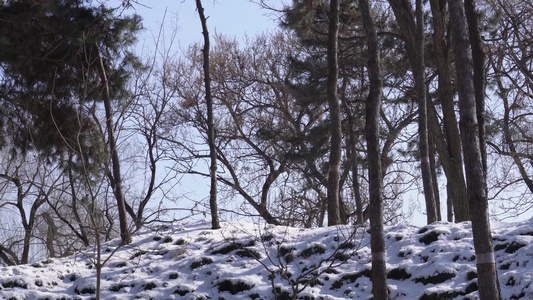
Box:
1;220;532;299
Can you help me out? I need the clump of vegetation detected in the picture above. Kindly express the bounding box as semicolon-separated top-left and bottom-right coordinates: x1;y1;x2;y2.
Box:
174;288;190;296
168;273;179;280
414;271;456;285
217;279;254;294
236;249;261;259
331;269;371;290
1;280;28;289
190;257;213;270
467;271;478;280
261;234;274;242
129;250;148;260
419;231;442;245
339;241;356;249
298;244;326;258
505;242;526;254
212;243;243;255
175;238;188;246
143;282;157;290
387;268;411;280
163;236;173;243
109;284;130;292
75;286;96;294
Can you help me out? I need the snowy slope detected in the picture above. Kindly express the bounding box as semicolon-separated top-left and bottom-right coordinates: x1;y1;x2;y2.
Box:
0;219;532;299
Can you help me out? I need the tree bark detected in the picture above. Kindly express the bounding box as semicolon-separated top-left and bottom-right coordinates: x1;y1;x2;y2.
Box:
448;0;502;298
359;0;389;298
464;0;487;177
429;0;470;222
389;0;438;224
195;0;221;230
326;0;341;226
98;50;131;245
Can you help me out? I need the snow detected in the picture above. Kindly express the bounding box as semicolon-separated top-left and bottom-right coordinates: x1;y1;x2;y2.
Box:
1;219;533;299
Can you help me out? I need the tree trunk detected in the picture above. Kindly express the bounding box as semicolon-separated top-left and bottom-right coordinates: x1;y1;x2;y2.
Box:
195;0;221;230
326;0;341;226
429;131;442;221
98;50;131;245
448;0;502;298
464;0;487;177
389;0;438;224
359;0;389;298
430;0;470;222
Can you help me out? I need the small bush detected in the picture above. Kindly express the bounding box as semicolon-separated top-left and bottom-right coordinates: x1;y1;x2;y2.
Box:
494;243;507;251
505;242;526;254
212;243;243;255
419;231;442;245
331;269;371;290
143;282;157;290
2;280;28;289
169;273;179;280
279;246;295;257
261;234;274;242
414;271;456;285
418;227;429;234
190;257;213;270
467;271;478;280
217;279;254;294
175;238;188;246
163;236;173;243
110;284;130;292
174;288;190;296
334;252;350;262
339;241;355;249
153;236;162;241
387;268;411;280
236;249;261;259
75;286;96;294
129;250;148;260
298;244;326;258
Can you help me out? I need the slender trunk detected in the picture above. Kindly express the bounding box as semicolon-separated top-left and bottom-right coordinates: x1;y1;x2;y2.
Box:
389;0;438;223
429;131;442;221
415;0;438;224
430;0;469;221
97;50;131;245
326;0;341;226
448;0;502;298
195;0;220;230
464;0;487;177
359;0;389;298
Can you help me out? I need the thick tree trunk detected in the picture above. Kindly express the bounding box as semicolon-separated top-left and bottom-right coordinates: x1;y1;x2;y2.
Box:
359;0;389;298
196;0;221;230
430;0;470;222
448;0;502;299
326;0;341;226
389;0;438;224
98;50;131;245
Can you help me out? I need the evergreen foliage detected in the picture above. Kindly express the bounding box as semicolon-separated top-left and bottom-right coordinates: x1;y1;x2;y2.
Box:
0;0;143;163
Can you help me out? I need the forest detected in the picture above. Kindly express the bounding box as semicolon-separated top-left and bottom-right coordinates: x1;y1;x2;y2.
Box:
0;0;531;299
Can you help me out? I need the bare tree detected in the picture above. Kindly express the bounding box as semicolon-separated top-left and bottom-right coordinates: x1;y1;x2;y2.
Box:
195;0;221;230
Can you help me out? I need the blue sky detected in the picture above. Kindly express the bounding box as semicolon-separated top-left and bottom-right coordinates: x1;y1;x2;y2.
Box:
127;0;283;50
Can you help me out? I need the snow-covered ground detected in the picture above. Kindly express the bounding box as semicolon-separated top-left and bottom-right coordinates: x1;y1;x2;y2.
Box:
1;219;532;299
